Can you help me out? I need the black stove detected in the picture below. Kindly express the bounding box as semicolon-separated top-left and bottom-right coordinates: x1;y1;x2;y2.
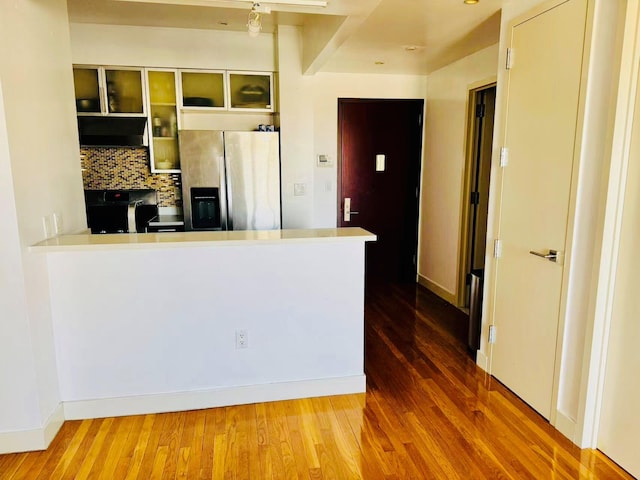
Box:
84;189;158;234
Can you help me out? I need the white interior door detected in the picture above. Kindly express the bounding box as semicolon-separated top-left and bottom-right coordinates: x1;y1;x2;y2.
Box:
490;0;587;419
597;69;640;479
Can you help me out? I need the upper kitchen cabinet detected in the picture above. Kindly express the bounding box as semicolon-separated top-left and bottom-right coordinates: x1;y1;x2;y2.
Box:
146;69;180;173
73;67;101;113
72;66;145;116
104;68;144;114
180;70;226;110
227;71;274;112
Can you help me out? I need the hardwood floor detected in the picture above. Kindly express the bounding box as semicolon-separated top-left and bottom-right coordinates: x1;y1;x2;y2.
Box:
0;282;632;479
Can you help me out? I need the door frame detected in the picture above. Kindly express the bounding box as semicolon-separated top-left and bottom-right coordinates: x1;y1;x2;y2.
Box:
577;0;640;449
484;0;591;433
483;0;630;448
457;80;497;308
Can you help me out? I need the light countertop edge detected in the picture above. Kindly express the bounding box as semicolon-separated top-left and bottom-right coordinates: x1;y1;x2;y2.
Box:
30;227;377;253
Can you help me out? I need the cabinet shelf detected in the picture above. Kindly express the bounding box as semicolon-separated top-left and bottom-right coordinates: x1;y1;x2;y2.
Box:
150;102;177;107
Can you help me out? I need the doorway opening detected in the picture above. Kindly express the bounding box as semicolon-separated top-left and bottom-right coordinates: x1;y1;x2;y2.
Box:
459;85;496;308
337;98;424;283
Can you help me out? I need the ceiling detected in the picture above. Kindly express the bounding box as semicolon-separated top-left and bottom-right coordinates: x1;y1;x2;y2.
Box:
66;0;503;75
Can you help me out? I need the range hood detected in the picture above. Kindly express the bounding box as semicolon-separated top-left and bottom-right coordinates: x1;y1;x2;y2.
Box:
78;117;147;147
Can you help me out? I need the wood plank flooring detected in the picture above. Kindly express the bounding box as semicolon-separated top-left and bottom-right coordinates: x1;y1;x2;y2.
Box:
0;282;632;479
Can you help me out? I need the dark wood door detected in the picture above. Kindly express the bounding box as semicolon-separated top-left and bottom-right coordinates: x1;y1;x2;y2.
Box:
338;99;423;282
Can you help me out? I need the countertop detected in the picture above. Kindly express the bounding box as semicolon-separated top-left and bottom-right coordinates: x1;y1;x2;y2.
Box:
30;227;376;252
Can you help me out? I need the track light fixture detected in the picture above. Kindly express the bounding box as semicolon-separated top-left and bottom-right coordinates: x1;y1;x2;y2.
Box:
247;3;264;37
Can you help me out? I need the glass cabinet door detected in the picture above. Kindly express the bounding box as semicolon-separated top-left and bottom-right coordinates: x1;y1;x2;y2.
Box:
180;70;226;109
104;69;144;114
73;67;101;113
227;71;274;112
147;69;180;172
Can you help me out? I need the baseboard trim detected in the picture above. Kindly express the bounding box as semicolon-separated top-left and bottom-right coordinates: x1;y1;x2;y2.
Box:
554;410;577;442
63;375;366;420
0;402;64;454
476;350;489;372
417;274;457;305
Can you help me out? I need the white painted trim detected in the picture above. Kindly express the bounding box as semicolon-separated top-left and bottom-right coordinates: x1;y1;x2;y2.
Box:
0;402;64;454
554;409;577;442
43;402;65;448
476;350;489;372
575;0;640;449
63;375;366;420
417;274;457;305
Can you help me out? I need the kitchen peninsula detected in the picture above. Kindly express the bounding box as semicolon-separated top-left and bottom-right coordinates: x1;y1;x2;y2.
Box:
32;227;375;420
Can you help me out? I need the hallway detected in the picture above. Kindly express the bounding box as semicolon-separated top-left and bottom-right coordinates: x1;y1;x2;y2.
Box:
0;283;632;479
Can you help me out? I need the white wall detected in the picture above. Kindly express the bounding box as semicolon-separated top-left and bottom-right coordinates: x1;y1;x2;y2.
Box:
0;0;86;452
276;26;316;228
47;239;367;417
417;44;499;300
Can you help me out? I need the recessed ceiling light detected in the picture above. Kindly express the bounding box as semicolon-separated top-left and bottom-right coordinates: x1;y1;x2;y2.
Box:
375;61;385;65
464;0;479;4
404;45;422;52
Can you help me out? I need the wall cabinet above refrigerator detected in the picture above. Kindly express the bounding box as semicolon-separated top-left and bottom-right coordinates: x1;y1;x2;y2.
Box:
227;71;274;112
179;70;227;111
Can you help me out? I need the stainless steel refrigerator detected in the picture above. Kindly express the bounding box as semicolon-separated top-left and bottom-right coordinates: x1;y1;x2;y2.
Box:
179;130;281;231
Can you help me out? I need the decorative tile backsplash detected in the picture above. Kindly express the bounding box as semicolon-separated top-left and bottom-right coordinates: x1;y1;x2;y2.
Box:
80;147;181;207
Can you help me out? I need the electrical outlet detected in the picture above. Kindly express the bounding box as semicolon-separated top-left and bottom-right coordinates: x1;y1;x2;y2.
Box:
236;329;248;349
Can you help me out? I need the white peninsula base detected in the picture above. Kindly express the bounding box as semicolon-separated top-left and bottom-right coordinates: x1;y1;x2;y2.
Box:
34;228;375;420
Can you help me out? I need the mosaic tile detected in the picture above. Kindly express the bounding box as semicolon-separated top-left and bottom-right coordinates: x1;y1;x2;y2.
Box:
80;147;181;207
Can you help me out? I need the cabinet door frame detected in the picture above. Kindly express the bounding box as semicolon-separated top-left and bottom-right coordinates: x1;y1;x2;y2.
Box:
226;70;275;113
178;68;228;111
102;66;147;116
73;65;106;116
73;65;147;117
145;67;181;174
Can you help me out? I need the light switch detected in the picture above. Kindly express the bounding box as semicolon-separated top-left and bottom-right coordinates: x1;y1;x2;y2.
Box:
317;154;332;167
376;154;386;172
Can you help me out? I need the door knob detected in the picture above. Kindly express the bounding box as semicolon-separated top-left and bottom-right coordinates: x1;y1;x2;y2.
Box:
344;198;359;222
529;249;562;264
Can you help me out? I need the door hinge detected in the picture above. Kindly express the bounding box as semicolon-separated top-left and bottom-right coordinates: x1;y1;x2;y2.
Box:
413;254;417;266
493;239;502;258
506;48;514;70
470;191;480;205
475;104;486;118
488;325;497;344
500;147;509;167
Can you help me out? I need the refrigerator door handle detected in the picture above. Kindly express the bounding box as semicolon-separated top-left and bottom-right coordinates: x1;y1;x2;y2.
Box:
219;154;229;231
224;153;234;231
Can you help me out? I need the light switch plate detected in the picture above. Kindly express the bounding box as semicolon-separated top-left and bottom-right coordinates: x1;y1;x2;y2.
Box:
376;154;386;172
317;154;332;167
294;183;306;196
